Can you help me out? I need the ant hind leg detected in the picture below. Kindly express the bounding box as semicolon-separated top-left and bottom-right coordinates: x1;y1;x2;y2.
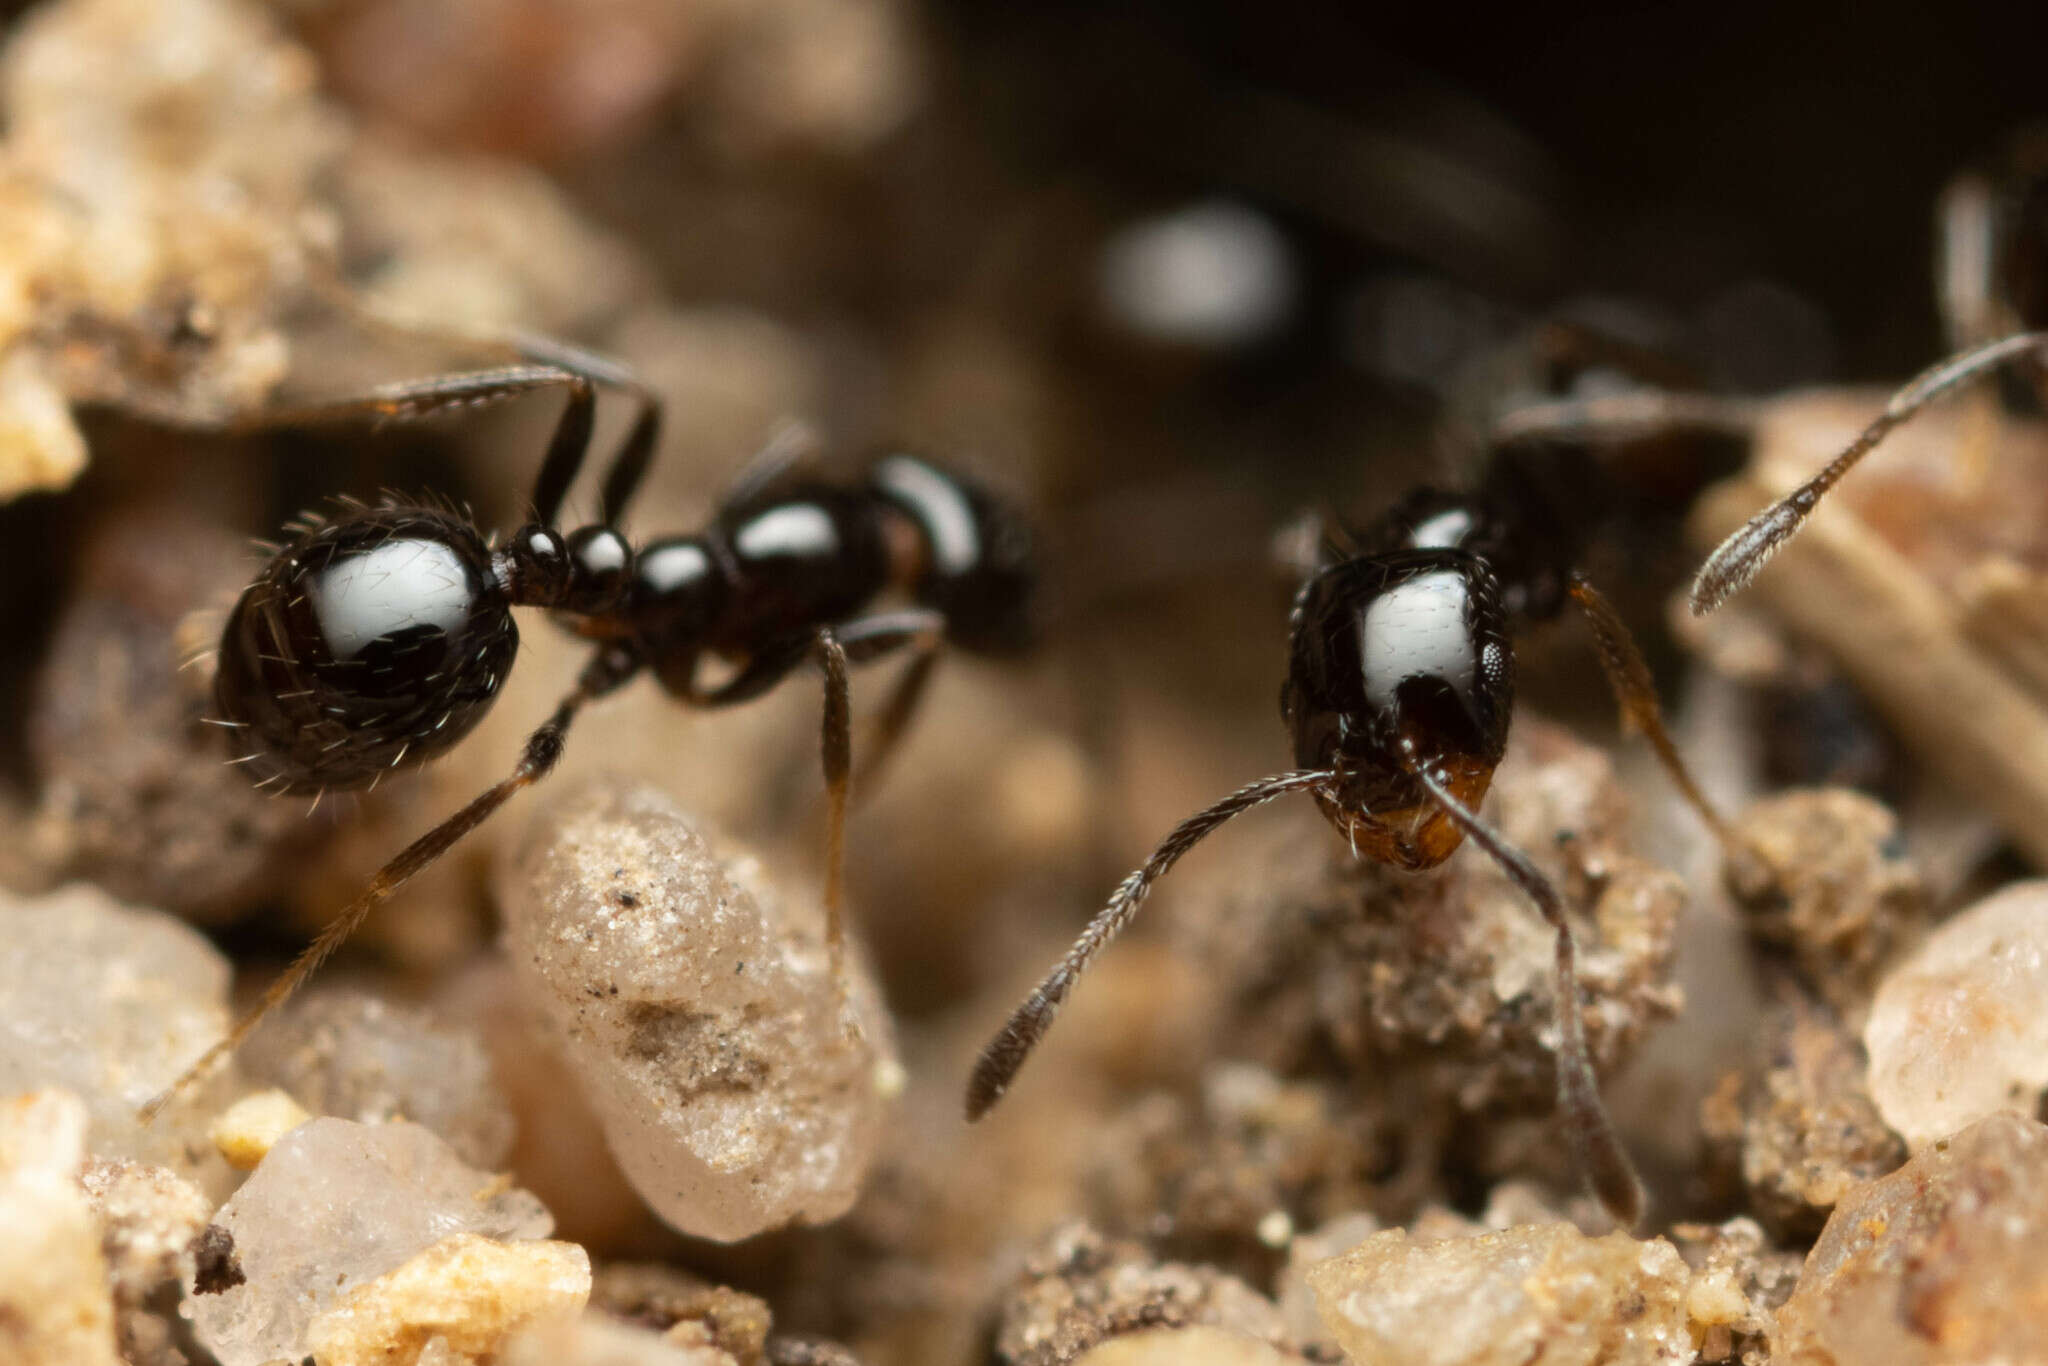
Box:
140;647;637;1124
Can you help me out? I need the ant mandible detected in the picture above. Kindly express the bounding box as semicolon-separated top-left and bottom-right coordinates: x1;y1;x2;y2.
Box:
145;335;1035;1118
967;418;1743;1229
1692;133;2048;614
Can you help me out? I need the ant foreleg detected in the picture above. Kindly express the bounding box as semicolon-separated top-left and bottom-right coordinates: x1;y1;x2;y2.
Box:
1564;573;1743;860
1404;747;1645;1229
140;647;638;1124
965;769;1331;1121
1691;330;2048;614
501;332;664;525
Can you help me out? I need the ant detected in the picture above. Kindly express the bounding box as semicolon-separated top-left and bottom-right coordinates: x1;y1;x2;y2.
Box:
1693;132;2048;615
966;382;1746;1229
144;336;1035;1118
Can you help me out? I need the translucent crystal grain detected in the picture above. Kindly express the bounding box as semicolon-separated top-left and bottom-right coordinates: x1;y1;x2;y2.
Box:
1307;1222;1693;1366
498;779;895;1241
1864;879;2048;1148
241;987;516;1167
188;1117;552;1366
0;883;237;1184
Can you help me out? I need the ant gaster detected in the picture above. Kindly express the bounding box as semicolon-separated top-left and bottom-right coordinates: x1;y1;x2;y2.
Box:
967;430;1741;1229
146;338;1034;1117
1693;132;2048;615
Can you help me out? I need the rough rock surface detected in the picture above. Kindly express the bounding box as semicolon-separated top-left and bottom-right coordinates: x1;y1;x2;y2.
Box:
1071;1326;1303;1365
1084;1062;1388;1284
1307;1220;1694;1366
0;0;344;496
1864;879;2048;1150
1177;720;1684;1168
188;1117;554;1366
498;778;897;1242
1773;1111;2048;1365
241;986;516;1168
0;1091;123;1366
1668;1218;1802;1366
21;509;313;920
1700;997;1905;1238
1723;789;1926;1011
0;883;237;1185
993;1223;1297;1366
80;1157;213;1366
302;1231;591;1366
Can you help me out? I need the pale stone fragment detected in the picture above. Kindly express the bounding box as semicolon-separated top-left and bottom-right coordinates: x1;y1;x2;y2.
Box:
0;883;237;1186
1773;1112;2048;1365
210;1089;312;1171
0;1090;122;1366
241;988;516;1168
1074;1325;1301;1365
1864;879;2048;1149
1307;1221;1693;1366
503;1314;734;1366
303;1232;590;1366
188;1117;553;1366
81;1156;211;1366
498;779;895;1241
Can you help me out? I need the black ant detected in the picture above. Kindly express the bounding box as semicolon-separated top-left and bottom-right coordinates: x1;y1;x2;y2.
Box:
145;336;1035;1118
1693;132;2048;615
966;392;1745;1229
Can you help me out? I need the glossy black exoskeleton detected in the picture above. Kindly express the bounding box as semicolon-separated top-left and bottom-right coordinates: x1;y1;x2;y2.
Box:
152;345;1034;1117
967;425;1740;1229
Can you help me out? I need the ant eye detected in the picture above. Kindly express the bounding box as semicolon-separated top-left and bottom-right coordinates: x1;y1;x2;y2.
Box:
214;510;517;794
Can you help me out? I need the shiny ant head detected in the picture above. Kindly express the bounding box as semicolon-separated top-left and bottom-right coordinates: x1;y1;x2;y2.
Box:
214;504;519;795
1283;549;1514;869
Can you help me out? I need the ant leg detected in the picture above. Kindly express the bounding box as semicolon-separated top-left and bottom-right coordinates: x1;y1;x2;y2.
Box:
808;611;948;981
832;609;948;799
1564;572;1743;859
966;769;1332;1121
140;646;640;1123
230;363;602;532
1488;390;1760;450
499;332;664;526
680;612;946;981
720;420;824;512
1691;330;2048;614
1404;746;1644;1228
814;628;854;985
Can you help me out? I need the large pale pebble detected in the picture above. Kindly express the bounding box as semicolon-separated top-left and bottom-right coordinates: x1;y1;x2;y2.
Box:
1865;879;2048;1149
498;778;896;1241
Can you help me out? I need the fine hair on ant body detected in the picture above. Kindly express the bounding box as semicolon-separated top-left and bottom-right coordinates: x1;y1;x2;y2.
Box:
145;335;1035;1119
1693;136;2048;615
967;424;1744;1229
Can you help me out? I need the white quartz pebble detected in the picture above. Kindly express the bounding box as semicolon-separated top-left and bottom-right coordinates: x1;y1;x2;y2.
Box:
0;883;237;1186
1866;879;2048;1149
189;1117;553;1366
498;779;896;1242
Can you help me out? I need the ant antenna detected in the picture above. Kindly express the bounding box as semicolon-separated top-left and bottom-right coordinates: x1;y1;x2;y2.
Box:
1691;331;2048;614
1402;746;1644;1229
964;769;1330;1120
